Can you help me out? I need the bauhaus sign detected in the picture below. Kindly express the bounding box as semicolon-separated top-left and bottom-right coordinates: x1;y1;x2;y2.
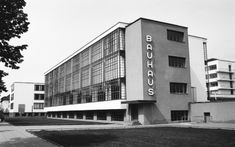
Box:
146;35;155;96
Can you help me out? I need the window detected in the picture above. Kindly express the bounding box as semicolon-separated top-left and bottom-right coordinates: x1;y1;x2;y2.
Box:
209;65;217;70
76;112;83;119
105;80;120;100
81;68;90;87
105;54;118;81
72;70;80;90
97;111;107;120
104;30;119;56
91;62;103;84
34;103;44;109
81;50;89;67
82;88;92;103
10;103;14;109
171;110;188;121
91;41;102;62
35;85;44;91
91;84;105;102
111;111;124;121
210;82;218;87
34;94;44;100
11;84;14;92
170;82;187;94
209;73;217;79
85;112;93;120
11;94;14;101
169;56;186;68
65;74;71;91
167;30;184;42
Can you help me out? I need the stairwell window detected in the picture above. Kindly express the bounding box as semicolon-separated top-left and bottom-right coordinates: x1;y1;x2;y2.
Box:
170;82;187;94
167;30;184;42
169;56;186;68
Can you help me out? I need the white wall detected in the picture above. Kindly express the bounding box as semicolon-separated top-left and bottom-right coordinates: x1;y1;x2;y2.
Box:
191;101;235;122
44;100;126;112
188;35;207;102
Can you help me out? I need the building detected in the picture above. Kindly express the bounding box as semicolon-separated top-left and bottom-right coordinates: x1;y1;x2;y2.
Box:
206;58;235;101
44;18;202;124
188;35;208;102
9;82;45;117
0;95;10;113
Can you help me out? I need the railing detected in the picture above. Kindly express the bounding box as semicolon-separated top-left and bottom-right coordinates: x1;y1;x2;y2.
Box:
216;68;235;73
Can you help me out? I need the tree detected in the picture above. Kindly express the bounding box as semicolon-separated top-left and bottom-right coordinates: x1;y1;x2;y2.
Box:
0;0;29;93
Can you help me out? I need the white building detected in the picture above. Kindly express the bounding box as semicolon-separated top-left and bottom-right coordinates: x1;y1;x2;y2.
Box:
9;82;45;117
44;18;207;124
188;35;208;102
206;58;235;100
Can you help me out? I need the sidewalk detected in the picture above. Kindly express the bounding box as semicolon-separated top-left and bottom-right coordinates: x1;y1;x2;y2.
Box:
0;122;57;147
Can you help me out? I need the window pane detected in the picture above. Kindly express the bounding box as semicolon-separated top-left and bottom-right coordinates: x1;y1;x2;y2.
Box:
167;30;184;42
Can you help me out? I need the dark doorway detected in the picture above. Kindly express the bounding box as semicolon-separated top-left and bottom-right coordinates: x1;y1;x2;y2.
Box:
204;112;211;123
130;104;138;121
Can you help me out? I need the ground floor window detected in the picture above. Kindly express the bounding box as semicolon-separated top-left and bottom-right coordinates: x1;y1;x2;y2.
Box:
111;111;124;121
69;112;74;118
76;112;83;119
85;112;94;120
57;113;61;118
97;111;107;120
62;113;67;118
171;110;188;121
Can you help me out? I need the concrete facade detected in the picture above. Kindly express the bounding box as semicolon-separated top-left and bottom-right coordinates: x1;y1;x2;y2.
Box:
125;19;192;124
9;82;45;117
190;101;235;123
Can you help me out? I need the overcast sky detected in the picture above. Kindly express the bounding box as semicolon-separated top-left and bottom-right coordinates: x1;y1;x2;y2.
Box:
1;0;235;96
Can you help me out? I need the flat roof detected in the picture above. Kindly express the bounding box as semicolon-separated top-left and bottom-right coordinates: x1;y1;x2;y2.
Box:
13;82;44;85
188;34;207;40
45;17;202;75
44;22;128;75
207;58;235;63
127;17;187;29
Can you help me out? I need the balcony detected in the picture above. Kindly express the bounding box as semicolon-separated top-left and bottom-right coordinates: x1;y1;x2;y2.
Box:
216;68;235;73
209;94;235;99
218;87;235;90
217;78;235;82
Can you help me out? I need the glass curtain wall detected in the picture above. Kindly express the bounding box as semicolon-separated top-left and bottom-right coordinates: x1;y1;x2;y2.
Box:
45;29;126;107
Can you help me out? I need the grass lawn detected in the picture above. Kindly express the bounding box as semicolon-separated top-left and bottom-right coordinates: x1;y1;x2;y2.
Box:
30;127;235;147
5;117;109;126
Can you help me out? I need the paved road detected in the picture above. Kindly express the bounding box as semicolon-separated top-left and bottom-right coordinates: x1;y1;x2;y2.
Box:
1;121;235;147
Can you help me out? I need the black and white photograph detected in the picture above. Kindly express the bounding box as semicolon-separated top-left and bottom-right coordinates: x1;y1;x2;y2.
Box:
1;0;235;146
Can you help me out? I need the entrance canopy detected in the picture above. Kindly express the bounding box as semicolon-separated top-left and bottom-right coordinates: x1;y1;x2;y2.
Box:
121;100;156;104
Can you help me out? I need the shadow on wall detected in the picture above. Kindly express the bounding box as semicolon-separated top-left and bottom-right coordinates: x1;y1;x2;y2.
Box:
144;103;168;124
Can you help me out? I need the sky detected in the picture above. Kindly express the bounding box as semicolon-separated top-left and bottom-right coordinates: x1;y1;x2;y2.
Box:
1;0;235;96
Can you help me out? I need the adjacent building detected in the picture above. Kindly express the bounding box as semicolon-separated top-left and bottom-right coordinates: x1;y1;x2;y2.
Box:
206;58;235;101
44;18;206;124
9;82;45;117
